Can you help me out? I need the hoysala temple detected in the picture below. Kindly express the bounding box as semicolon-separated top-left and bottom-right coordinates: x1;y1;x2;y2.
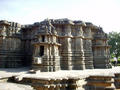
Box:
2;19;120;90
0;19;111;72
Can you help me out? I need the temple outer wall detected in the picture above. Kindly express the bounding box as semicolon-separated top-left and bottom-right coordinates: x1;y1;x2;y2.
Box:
0;19;111;71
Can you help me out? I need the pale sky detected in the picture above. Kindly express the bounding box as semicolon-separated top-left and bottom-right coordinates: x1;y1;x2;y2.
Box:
0;0;120;33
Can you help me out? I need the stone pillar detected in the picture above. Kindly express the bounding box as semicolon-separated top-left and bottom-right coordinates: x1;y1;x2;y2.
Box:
83;27;94;69
64;24;71;36
61;24;72;70
72;25;85;70
93;38;111;68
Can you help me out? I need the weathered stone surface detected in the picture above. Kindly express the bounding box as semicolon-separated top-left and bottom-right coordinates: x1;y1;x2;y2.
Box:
114;73;120;89
86;76;115;90
0;19;111;71
0;82;34;90
1;67;120;90
0;21;24;68
27;19;111;71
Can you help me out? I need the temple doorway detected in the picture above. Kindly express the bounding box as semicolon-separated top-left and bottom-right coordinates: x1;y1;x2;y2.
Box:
39;46;44;56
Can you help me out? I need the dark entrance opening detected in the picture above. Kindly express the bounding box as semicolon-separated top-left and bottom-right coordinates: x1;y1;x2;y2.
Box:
39;46;44;56
41;35;45;42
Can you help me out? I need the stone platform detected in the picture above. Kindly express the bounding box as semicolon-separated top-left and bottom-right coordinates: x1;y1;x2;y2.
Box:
15;66;120;80
0;82;34;90
0;67;29;79
0;66;120;90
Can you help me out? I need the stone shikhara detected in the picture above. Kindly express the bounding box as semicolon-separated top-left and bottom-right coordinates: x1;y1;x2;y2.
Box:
0;19;111;71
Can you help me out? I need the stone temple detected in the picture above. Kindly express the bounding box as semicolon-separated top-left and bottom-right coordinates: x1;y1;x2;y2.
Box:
0;19;111;72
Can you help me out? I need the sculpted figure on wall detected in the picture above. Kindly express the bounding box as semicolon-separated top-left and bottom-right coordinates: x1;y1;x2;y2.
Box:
38;19;56;35
46;19;55;34
83;40;91;50
75;26;82;36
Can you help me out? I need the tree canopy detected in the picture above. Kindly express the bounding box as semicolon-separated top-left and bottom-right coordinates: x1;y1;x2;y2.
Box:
108;31;120;58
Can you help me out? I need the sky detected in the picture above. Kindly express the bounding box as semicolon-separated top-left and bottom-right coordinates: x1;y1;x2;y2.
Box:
0;0;120;33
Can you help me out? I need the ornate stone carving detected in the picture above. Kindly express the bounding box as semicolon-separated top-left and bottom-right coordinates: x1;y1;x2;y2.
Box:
0;19;111;71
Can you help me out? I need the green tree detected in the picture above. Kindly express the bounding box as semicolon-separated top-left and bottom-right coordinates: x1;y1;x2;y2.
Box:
108;31;120;58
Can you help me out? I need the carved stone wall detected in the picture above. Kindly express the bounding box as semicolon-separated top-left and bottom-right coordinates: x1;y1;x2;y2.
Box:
92;27;111;68
17;74;117;90
0;19;111;71
0;20;24;68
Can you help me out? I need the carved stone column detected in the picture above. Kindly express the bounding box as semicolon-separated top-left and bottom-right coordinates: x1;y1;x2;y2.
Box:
83;26;94;69
72;25;85;70
60;24;72;70
92;31;111;68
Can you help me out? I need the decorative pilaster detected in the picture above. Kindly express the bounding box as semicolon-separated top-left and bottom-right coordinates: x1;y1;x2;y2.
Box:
72;25;85;70
83;25;94;69
60;24;72;70
92;28;111;68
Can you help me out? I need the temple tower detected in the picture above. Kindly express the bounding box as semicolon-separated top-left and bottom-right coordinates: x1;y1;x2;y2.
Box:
71;21;86;70
53;19;74;70
32;20;61;72
82;22;94;69
0;19;111;72
92;27;111;68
